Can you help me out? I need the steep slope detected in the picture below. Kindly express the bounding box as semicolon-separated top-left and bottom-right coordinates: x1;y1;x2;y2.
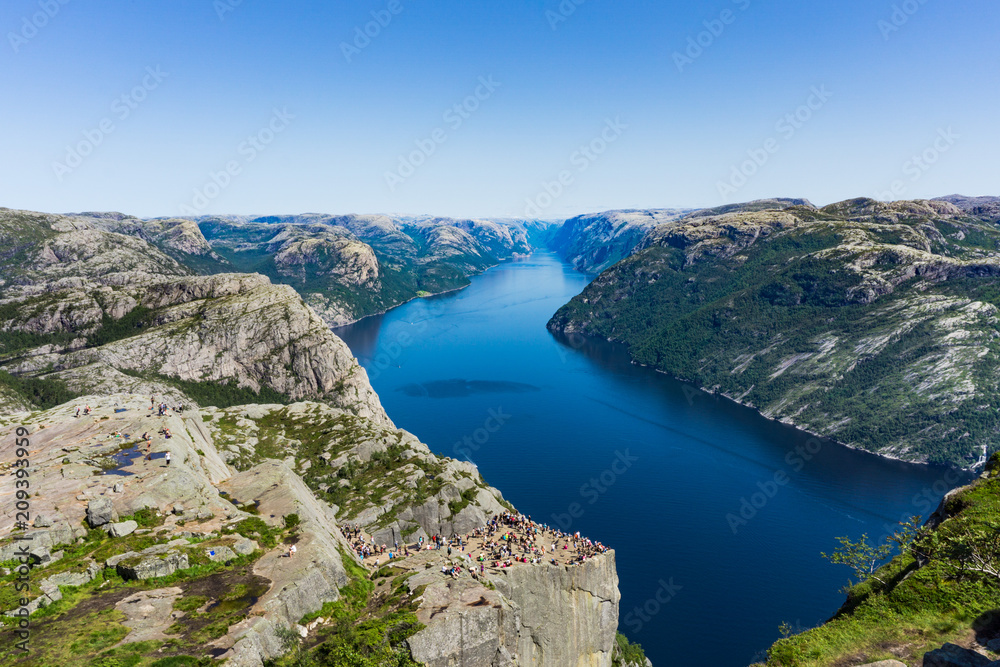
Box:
0;393;627;667
549;198;1000;468
547;209;694;273
0;208;386;422
756;455;1000;667
0;205;637;667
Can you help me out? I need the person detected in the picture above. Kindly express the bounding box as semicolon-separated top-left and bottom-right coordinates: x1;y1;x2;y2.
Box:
165;451;171;466
75;407;80;417
145;441;152;461
289;544;297;558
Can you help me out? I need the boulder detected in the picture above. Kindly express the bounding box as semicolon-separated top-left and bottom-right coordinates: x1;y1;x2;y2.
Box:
27;547;52;565
923;643;994;667
106;520;138;538
43;562;100;589
207;545;237;563
86;498;117;527
233;538;258;556
106;551;139;568
33;515;53;528
117;551;189;581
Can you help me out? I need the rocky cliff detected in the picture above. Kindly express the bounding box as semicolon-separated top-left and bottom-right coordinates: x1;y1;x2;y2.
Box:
0;391;627;666
195;213;534;326
0;206;631;667
549;198;1000;468
546;209;693;273
0;208;386;422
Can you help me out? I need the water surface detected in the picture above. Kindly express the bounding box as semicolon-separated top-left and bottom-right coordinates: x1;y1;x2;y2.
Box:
336;252;972;667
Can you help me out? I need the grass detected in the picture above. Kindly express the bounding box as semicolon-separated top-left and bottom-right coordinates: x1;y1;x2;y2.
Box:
268;549;423;667
613;632;650;666
0;508;305;666
759;461;1000;666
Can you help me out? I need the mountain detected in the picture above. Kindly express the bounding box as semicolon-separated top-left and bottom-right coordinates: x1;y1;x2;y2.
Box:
934;194;1000;222
544;201;811;273
193;213;534;326
0;208;384;422
0;206;643;667
546;209;694;273
549;198;1000;468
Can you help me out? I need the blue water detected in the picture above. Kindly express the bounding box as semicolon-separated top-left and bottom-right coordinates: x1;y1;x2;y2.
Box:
335;252;973;667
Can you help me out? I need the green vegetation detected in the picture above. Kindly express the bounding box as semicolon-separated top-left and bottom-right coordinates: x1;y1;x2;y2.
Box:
613;632;650;667
86;306;156;348
266;550;422;667
208;405;452;525
222;517;281;549
0;504;305;666
119;369;292;409
0;369;79;410
551;206;1000;467
757;458;1000;666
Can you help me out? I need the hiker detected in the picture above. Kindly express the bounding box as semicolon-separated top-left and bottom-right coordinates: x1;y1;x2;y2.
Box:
165;451;171;466
75;407;80;417
289;544;297;558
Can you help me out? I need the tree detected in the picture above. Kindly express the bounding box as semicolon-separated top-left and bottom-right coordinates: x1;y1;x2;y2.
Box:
821;533;894;587
929;520;1000;582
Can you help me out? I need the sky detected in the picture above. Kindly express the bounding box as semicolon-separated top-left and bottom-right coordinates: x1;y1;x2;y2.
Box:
1;0;997;220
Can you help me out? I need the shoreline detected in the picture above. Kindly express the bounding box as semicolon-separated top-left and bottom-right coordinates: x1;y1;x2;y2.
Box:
552;323;981;474
330;251;537;330
633;358;983;474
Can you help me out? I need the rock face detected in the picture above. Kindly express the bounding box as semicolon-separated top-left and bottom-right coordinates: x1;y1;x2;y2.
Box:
118;551;190;580
106;520;138;538
400;550;620;667
547;209;693;273
491;553;620;667
549;198;1000;468
86;498;117;527
197;213;534;326
204;401;510;546
922;643;997;667
0;208;388;423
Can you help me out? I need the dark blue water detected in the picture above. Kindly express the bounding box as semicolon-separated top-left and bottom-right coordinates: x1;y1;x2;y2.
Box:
335;252;973;667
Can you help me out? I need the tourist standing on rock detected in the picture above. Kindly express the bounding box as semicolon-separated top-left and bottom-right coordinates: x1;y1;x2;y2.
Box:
165;451;171;466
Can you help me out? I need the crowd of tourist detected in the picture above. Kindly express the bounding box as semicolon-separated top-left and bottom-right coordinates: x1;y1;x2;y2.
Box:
351;512;610;576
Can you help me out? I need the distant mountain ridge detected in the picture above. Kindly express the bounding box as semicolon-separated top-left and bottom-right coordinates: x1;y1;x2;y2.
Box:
69;211;536;327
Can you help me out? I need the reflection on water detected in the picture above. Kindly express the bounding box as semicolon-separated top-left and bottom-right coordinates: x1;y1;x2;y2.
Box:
335;252;974;667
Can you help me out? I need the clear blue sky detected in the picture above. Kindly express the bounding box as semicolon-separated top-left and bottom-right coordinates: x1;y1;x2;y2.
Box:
2;0;997;219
